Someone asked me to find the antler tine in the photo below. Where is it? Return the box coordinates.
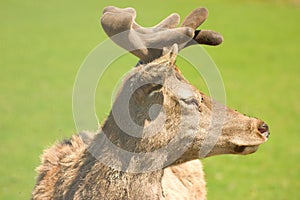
[155,13,180,29]
[103,7,180,31]
[132,13,181,34]
[101,7,136,37]
[181,8,208,29]
[101,7,149,60]
[103,6,136,16]
[181,8,223,46]
[193,30,223,46]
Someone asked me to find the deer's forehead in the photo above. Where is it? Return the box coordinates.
[134,62,201,100]
[164,73,199,99]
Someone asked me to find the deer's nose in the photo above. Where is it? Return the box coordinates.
[258,123,269,138]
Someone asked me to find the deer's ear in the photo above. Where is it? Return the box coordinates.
[162,43,178,65]
[133,83,163,102]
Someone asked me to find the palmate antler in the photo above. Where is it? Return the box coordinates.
[101,6,223,63]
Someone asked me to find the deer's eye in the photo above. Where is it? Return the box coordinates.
[180,98,199,107]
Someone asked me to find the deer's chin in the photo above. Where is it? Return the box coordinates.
[233,145,259,155]
[206,144,260,157]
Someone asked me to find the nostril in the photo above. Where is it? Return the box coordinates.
[258,123,269,138]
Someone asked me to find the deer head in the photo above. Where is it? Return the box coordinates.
[93,6,269,171]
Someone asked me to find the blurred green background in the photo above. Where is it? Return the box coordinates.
[1,0,299,199]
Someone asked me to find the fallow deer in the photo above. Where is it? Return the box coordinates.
[32,6,269,200]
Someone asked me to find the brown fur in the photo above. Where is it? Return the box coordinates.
[32,48,268,199]
[32,134,206,200]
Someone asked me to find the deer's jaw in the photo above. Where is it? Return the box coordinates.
[196,104,269,157]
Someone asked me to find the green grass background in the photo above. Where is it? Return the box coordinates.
[1,0,299,199]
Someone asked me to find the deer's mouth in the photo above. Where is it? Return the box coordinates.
[233,145,259,155]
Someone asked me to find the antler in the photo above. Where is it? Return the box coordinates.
[181,8,223,47]
[101,6,223,63]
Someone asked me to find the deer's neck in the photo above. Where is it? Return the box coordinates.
[82,144,164,199]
